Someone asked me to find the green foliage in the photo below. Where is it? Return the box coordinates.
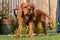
[0,13,5,17]
[22,25,29,34]
[53,19,56,29]
[37,22,43,33]
[13,24,29,34]
[12,19,18,34]
[12,19,29,34]
[0,3,9,19]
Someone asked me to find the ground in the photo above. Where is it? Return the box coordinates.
[0,33,60,40]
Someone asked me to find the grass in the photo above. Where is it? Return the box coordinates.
[0,33,60,40]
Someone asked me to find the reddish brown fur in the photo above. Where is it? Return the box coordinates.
[14,2,53,38]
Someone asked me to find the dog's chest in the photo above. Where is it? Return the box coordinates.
[23,15,36,23]
[23,17,29,23]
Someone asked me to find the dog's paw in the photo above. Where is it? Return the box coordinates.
[12,34,20,38]
[28,34,33,38]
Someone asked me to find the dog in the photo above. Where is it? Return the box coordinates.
[14,2,53,38]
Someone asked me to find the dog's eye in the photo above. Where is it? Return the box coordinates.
[31,7,34,9]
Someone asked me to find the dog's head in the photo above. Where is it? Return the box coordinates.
[17,2,35,20]
[20,2,35,17]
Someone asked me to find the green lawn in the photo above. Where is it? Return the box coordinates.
[0,33,60,40]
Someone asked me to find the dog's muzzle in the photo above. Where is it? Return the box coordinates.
[28,8,31,11]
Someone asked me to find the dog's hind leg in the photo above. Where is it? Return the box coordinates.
[42,22,47,36]
[35,21,40,36]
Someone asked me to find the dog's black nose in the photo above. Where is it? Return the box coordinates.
[28,8,31,10]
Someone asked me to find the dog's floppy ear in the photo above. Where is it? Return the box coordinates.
[31,3,35,10]
[17,3,24,19]
[17,8,22,19]
[20,3,24,9]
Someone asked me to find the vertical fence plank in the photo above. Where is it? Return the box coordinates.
[50,0,57,28]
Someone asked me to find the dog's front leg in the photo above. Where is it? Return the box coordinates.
[14,18,24,38]
[28,21,34,38]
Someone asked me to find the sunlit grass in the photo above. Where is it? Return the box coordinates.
[0,33,60,40]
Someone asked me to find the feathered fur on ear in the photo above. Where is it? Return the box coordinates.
[20,3,24,9]
[17,7,22,19]
[17,2,25,19]
[31,3,35,9]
